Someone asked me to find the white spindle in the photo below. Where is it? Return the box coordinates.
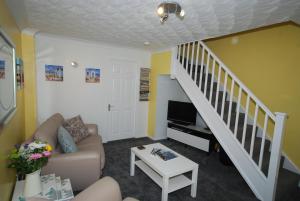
[182,44,186,67]
[227,79,235,126]
[234,87,242,137]
[209,59,216,102]
[250,104,259,157]
[190,42,195,79]
[214,65,222,109]
[242,95,250,147]
[186,42,190,71]
[259,114,269,169]
[194,42,200,83]
[220,72,228,119]
[178,45,181,61]
[204,53,210,96]
[199,47,205,89]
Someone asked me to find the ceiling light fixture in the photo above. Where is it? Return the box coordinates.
[144,41,150,46]
[157,2,185,24]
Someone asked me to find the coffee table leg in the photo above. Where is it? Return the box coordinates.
[191,167,198,197]
[162,176,169,201]
[130,150,135,176]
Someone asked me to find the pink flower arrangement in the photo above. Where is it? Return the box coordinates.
[8,140,52,175]
[43,151,51,157]
[29,153,43,160]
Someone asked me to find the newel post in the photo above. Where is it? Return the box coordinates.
[266,112,287,201]
[170,47,178,79]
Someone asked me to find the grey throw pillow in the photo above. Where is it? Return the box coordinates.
[63,115,90,143]
[58,126,78,153]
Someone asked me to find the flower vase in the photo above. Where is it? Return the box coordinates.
[23,169,42,197]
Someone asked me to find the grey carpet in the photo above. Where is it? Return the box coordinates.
[102,137,300,201]
[103,137,260,201]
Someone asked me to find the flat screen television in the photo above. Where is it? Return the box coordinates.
[167,100,197,125]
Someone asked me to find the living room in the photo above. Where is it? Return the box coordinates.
[1,1,300,201]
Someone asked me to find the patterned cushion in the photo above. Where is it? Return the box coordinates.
[63,115,90,143]
[57,126,78,153]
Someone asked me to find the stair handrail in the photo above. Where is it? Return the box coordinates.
[193,41,276,121]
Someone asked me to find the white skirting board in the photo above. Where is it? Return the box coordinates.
[282,154,300,175]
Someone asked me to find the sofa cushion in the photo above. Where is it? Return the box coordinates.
[34,113,64,148]
[63,115,90,143]
[58,126,78,153]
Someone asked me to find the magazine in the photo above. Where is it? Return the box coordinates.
[151,148,177,161]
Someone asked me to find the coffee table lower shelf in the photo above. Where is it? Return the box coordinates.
[135,160,192,193]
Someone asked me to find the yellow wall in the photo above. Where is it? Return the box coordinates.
[0,0,25,201]
[205,22,300,168]
[22,33,37,139]
[147,51,171,137]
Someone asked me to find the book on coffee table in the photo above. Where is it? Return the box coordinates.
[151,148,177,161]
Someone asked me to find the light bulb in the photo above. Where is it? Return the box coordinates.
[179,9,185,17]
[157,6,164,16]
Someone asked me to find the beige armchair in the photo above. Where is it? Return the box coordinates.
[73,177,138,201]
[31,113,105,191]
[27,177,138,201]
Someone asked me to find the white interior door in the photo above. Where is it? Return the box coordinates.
[108,60,136,141]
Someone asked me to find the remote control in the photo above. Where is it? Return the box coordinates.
[137,145,145,150]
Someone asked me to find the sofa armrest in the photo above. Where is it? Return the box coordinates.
[84,124,105,169]
[73,177,122,201]
[85,124,98,136]
[42,151,101,191]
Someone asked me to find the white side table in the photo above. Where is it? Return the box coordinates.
[12,174,74,201]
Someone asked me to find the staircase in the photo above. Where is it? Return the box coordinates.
[170,41,299,201]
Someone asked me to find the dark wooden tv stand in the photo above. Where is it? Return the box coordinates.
[167,122,216,153]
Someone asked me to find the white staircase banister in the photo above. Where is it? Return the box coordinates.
[178,41,276,121]
[174,41,289,201]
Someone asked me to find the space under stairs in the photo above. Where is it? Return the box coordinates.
[170,41,297,201]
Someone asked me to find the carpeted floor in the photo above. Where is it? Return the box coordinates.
[102,137,261,201]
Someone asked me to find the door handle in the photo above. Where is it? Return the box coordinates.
[108,104,114,111]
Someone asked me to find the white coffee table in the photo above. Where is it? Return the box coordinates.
[130,143,198,201]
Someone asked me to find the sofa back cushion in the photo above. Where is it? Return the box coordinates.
[63,115,90,143]
[34,113,64,148]
[58,126,78,153]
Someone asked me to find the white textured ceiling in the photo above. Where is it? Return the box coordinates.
[6,0,300,50]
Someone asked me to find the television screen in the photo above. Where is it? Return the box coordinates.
[167,100,197,125]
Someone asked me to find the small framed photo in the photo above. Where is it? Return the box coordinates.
[85,68,100,83]
[45,65,63,81]
[0,60,5,79]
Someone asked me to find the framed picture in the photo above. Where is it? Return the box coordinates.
[0,28,17,127]
[139,68,150,101]
[45,65,63,81]
[85,68,100,83]
[0,60,5,79]
[16,58,24,90]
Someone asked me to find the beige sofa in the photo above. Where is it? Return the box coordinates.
[28,177,138,201]
[32,113,105,191]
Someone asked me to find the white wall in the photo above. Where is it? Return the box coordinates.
[154,75,207,140]
[35,34,150,142]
